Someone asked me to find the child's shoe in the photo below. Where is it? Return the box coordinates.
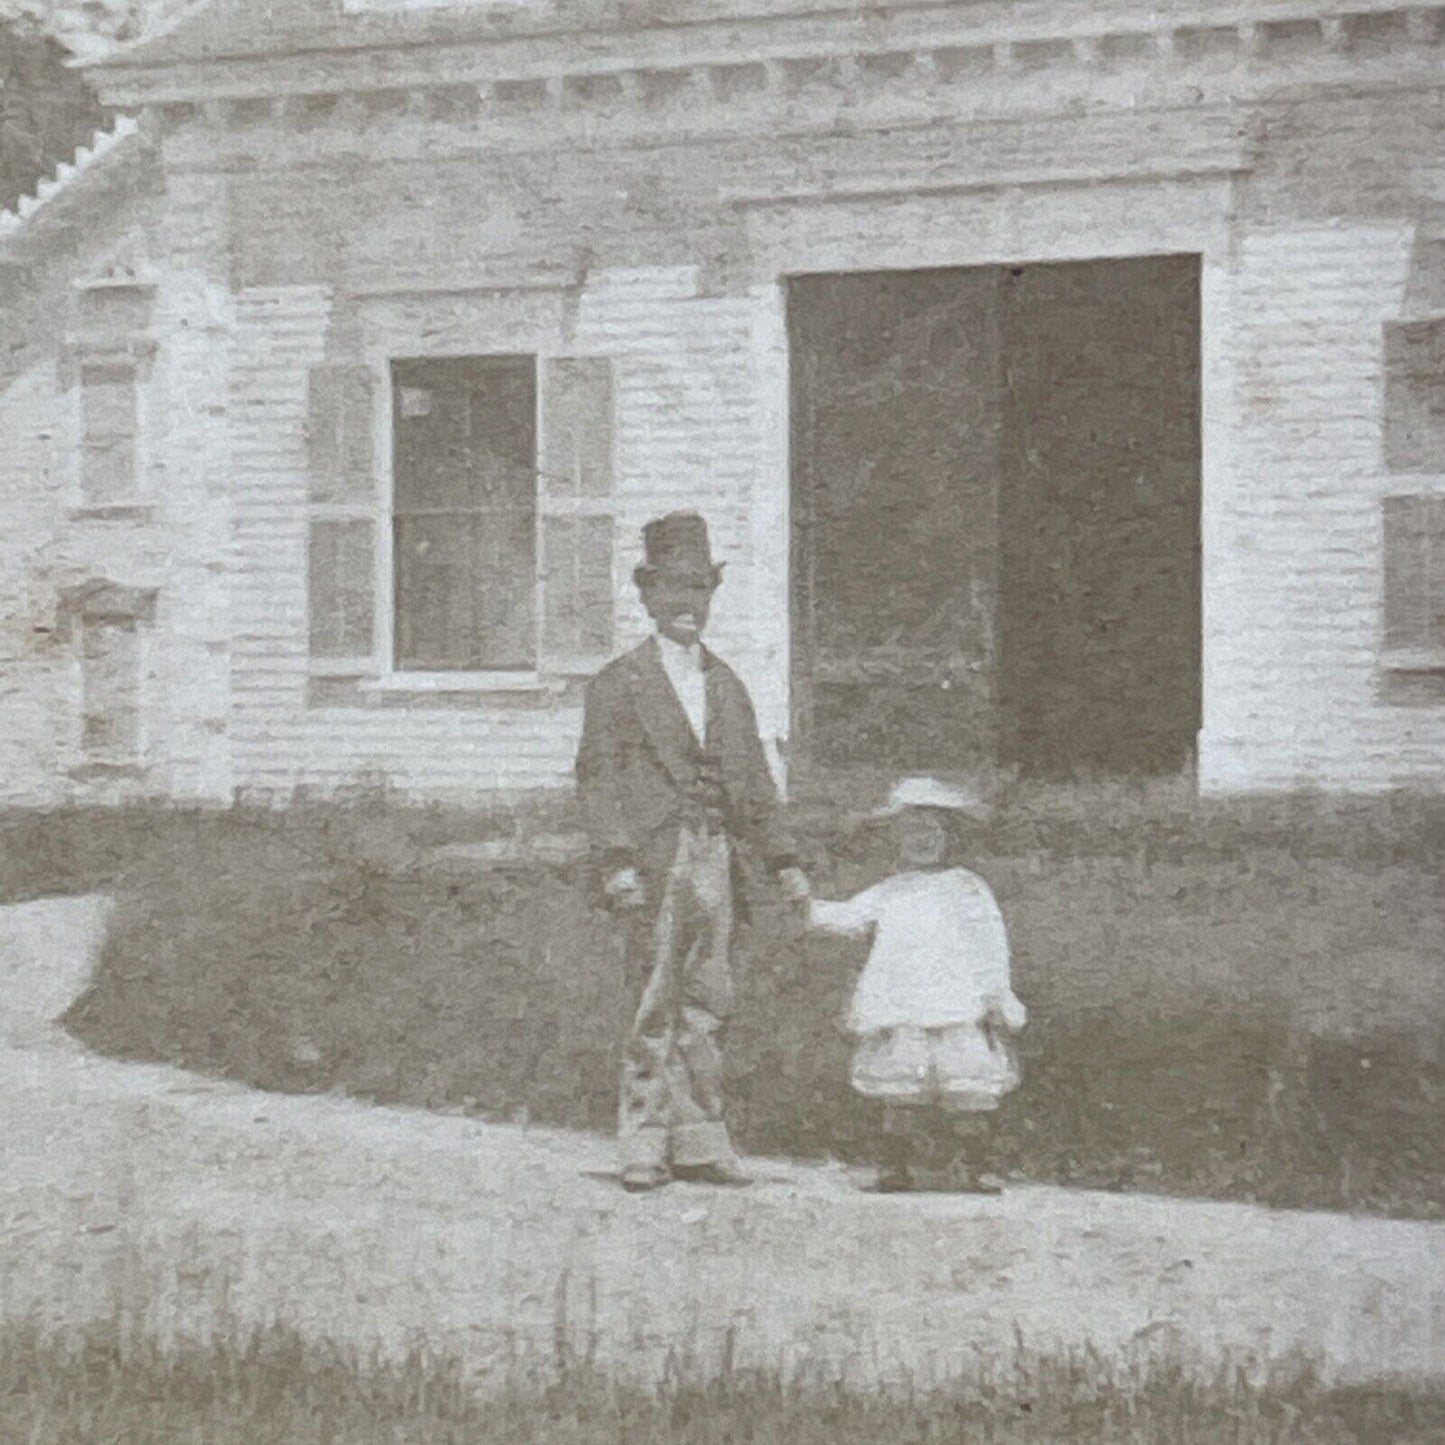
[621,1164,671,1193]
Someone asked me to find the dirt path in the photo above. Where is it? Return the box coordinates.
[3,896,1443,1387]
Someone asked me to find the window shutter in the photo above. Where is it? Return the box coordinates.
[1383,320,1445,473]
[80,360,138,506]
[306,363,375,504]
[306,364,377,666]
[308,518,376,658]
[538,357,616,672]
[81,616,142,764]
[1383,494,1445,656]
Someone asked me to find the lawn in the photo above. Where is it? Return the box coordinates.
[6,791,1442,1218]
[3,1316,1442,1444]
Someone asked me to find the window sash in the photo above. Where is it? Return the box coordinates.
[391,507,537,672]
[387,354,539,674]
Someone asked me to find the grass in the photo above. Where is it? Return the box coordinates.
[2,1315,1443,1444]
[6,792,1443,1218]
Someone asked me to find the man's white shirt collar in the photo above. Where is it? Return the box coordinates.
[655,632,703,671]
[655,632,707,739]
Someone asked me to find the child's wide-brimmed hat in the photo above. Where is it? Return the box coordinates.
[633,511,725,589]
[872,776,993,822]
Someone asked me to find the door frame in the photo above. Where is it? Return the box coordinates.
[756,174,1234,793]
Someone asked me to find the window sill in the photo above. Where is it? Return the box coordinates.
[360,672,558,696]
[308,671,581,710]
[75,277,157,295]
[68,502,157,522]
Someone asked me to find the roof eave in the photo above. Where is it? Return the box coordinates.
[81,0,1445,112]
[0,119,154,266]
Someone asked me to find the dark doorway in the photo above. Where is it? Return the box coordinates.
[788,255,1200,783]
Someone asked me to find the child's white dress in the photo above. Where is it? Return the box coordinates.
[809,867,1027,1111]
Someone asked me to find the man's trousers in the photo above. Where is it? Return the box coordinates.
[618,826,737,1174]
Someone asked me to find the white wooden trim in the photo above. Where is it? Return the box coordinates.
[357,290,569,362]
[1198,243,1235,777]
[740,172,1236,281]
[372,351,395,675]
[356,290,574,682]
[751,279,792,757]
[747,174,1235,787]
[531,357,545,670]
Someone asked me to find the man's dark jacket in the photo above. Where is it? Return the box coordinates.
[575,637,795,921]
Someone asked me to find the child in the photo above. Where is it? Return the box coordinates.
[806,776,1027,1193]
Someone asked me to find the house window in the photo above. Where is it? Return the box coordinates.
[304,346,615,698]
[80,616,143,764]
[1382,494,1445,663]
[79,360,139,506]
[390,356,537,672]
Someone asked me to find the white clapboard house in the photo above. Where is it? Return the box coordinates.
[0,0,1442,805]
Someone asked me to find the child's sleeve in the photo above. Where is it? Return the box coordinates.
[807,884,881,937]
[974,885,1028,1030]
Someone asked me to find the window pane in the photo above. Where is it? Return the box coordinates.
[81,618,140,762]
[392,357,535,511]
[394,509,535,671]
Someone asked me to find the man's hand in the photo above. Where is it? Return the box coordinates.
[604,867,646,910]
[776,866,811,903]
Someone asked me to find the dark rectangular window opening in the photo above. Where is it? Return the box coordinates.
[390,355,537,673]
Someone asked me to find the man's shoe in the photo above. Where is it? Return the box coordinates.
[921,1165,1003,1194]
[673,1159,754,1188]
[862,1167,915,1194]
[621,1165,670,1193]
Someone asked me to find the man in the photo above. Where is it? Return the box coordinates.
[576,511,810,1192]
